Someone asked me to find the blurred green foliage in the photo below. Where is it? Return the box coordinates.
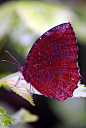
[0,106,38,128]
[0,1,86,128]
[0,106,11,128]
[0,1,86,56]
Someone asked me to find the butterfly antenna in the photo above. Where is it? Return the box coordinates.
[1,60,19,66]
[1,50,21,67]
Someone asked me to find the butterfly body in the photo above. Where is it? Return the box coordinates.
[22,22,81,101]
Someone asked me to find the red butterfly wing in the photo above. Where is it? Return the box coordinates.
[23,22,81,101]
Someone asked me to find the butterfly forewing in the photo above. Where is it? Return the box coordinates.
[23,22,81,101]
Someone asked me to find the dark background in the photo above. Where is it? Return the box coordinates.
[0,0,86,128]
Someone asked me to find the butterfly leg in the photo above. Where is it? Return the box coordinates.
[30,82,33,98]
[11,75,24,88]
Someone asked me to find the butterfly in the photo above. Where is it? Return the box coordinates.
[3,22,82,101]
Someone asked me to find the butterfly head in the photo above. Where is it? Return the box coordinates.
[2,50,24,73]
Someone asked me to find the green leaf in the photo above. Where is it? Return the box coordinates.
[11,108,39,125]
[0,72,42,106]
[0,106,39,127]
[73,82,86,98]
[0,72,86,105]
[0,106,11,128]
